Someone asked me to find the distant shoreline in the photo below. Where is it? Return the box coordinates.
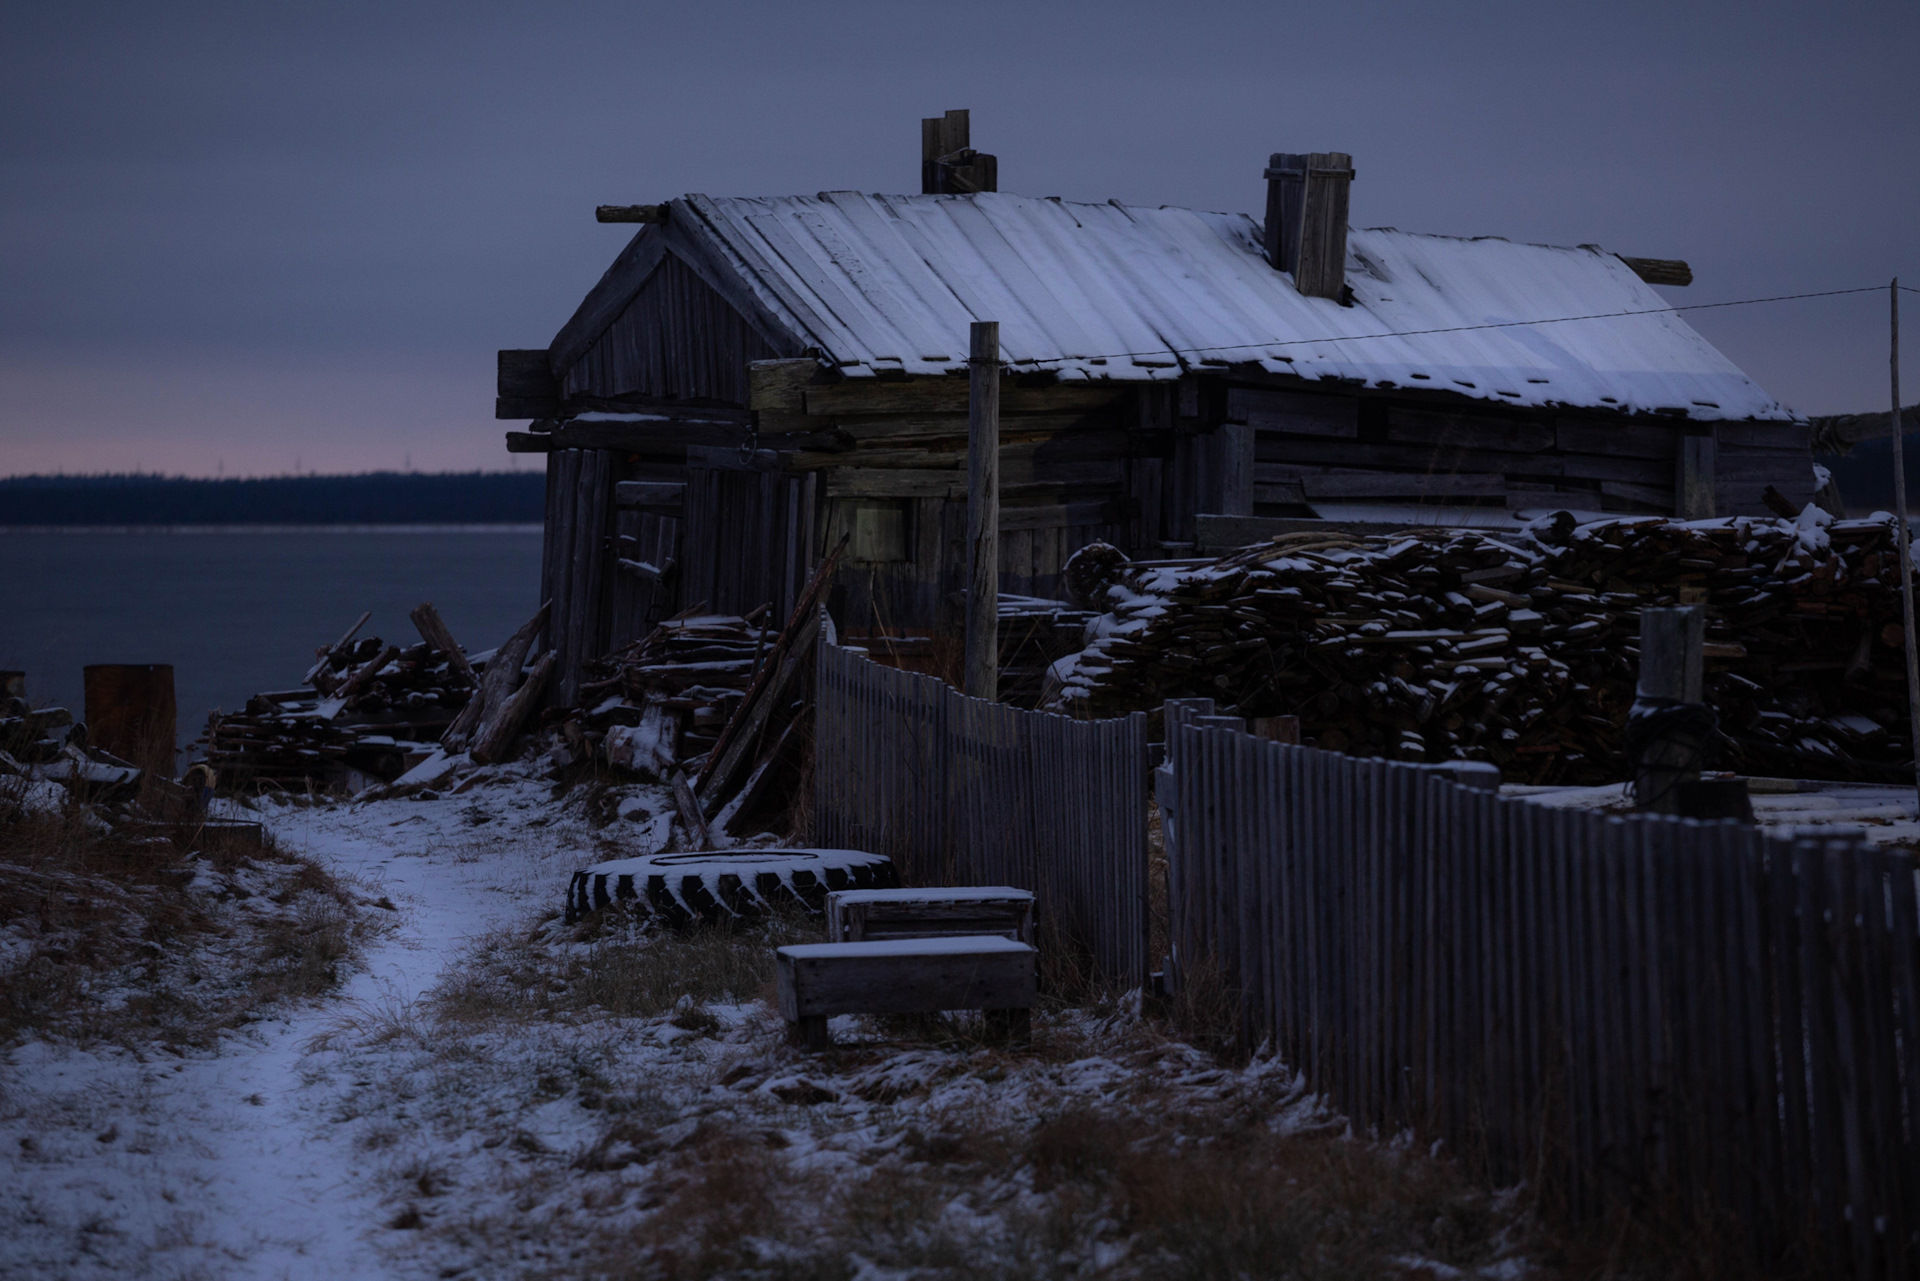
[0,523,544,535]
[0,472,545,526]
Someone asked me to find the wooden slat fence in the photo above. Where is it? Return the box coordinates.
[814,639,1149,984]
[1163,709,1920,1277]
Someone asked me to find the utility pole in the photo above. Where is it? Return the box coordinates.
[965,320,1000,701]
[1890,280,1920,815]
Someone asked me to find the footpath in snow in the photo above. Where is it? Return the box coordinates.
[0,770,609,1280]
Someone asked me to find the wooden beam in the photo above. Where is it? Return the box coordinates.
[1618,256,1692,287]
[802,378,1120,417]
[595,204,667,224]
[497,349,557,401]
[749,358,824,412]
[1808,404,1920,452]
[544,420,752,452]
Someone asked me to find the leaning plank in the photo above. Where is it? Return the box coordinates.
[696,536,848,803]
[304,610,371,690]
[408,602,478,688]
[323,644,398,716]
[443,601,551,753]
[697,608,820,813]
[469,650,555,765]
[670,769,714,849]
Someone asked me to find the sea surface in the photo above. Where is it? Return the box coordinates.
[0,527,544,755]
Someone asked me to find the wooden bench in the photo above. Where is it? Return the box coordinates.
[775,936,1037,1051]
[825,886,1036,945]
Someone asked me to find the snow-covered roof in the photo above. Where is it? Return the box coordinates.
[674,190,1792,423]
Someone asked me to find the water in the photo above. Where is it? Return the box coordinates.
[0,527,544,753]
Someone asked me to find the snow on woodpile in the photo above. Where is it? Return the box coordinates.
[204,633,477,788]
[580,612,767,777]
[685,191,1791,421]
[1046,511,1916,784]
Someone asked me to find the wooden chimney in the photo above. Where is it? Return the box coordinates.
[1264,152,1354,300]
[922,109,997,194]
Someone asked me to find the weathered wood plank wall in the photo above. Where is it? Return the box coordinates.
[564,252,782,406]
[815,639,1150,985]
[1164,711,1920,1277]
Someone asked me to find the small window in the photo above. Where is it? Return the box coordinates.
[849,500,910,563]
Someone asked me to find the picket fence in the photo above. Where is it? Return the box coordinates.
[813,641,1149,984]
[1163,703,1920,1277]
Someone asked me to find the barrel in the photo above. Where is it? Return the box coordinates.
[83,664,176,778]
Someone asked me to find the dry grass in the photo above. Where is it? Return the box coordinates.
[428,906,823,1027]
[562,1096,1524,1280]
[0,787,370,1049]
[315,901,1542,1281]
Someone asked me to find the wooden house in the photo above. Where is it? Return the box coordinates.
[501,126,1812,703]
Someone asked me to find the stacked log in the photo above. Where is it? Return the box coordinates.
[1045,510,1915,784]
[203,635,478,787]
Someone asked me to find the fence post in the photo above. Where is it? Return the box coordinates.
[1632,606,1709,816]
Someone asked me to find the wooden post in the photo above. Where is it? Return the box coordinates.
[965,320,1000,701]
[1889,279,1920,814]
[1252,715,1301,744]
[1632,607,1706,814]
[83,664,176,778]
[1676,433,1717,519]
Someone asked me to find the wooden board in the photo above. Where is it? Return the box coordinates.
[1226,386,1359,438]
[614,480,687,509]
[1254,464,1509,499]
[803,380,1124,417]
[544,420,752,453]
[1253,436,1674,486]
[827,890,1038,944]
[1390,408,1554,454]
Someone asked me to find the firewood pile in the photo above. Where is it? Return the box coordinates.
[579,611,769,778]
[203,603,551,791]
[1045,509,1916,784]
[572,539,848,841]
[997,595,1096,708]
[0,690,145,802]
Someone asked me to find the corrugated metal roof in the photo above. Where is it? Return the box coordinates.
[680,191,1794,423]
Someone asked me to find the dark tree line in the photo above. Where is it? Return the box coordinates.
[0,472,545,525]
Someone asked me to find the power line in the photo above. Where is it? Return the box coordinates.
[1047,285,1892,365]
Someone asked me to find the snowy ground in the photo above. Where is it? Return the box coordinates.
[0,768,615,1279]
[1,767,1536,1280]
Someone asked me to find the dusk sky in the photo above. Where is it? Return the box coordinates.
[3,0,1915,478]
